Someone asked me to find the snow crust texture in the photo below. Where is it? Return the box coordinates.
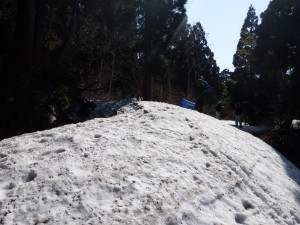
[0,101,299,225]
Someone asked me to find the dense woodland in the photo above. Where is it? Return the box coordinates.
[0,0,299,166]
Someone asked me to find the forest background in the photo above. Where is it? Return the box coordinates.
[0,0,299,167]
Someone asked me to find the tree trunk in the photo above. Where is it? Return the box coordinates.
[187,58,191,97]
[168,73,171,101]
[97,55,103,96]
[32,0,46,69]
[108,40,117,99]
[142,2,153,101]
[15,0,36,72]
[187,54,195,97]
[55,0,77,60]
[143,65,152,100]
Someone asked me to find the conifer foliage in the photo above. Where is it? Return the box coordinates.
[227,0,300,164]
[252,0,300,129]
[228,0,300,128]
[0,0,220,139]
[228,5,258,123]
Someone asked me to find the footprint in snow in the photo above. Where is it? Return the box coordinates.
[25,170,37,183]
[235,213,247,224]
[41,149,66,157]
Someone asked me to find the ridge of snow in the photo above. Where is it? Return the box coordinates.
[0,101,299,225]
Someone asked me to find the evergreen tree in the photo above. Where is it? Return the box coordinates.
[231,5,258,100]
[174,22,220,98]
[0,0,222,139]
[253,0,300,128]
[229,5,258,124]
[139,0,187,100]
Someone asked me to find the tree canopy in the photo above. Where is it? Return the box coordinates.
[0,0,220,139]
[1,0,299,138]
[227,0,300,128]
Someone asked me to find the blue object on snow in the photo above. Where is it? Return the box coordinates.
[179,99,196,110]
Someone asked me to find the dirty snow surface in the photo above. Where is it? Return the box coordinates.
[0,101,299,225]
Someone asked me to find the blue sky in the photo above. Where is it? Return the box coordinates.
[185,0,271,72]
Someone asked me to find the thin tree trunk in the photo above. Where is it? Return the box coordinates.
[33,0,46,68]
[187,54,195,97]
[15,0,36,72]
[143,65,152,100]
[55,0,77,60]
[97,55,103,96]
[108,41,117,99]
[142,2,153,101]
[187,58,191,96]
[168,74,171,101]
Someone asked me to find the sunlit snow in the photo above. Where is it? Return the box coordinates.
[0,101,299,225]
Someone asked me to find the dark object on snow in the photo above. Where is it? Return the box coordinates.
[59,98,136,123]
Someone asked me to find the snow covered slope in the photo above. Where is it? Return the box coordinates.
[0,101,299,225]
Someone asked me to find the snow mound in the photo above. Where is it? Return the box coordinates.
[0,101,299,225]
